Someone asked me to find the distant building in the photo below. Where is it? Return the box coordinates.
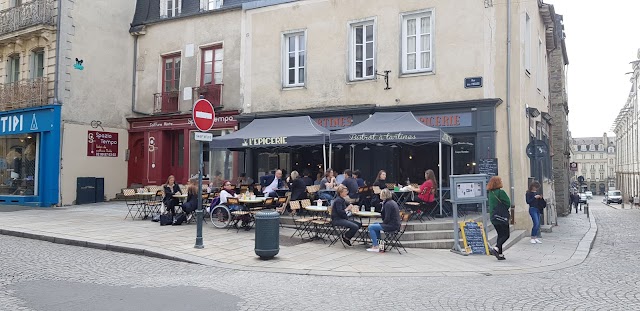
[571,134,616,195]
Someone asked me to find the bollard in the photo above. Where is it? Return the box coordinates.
[254,210,280,259]
[584,203,589,218]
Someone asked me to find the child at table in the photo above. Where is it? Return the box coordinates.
[367,189,401,252]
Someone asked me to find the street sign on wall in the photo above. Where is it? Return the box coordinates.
[87,131,118,157]
[192,99,215,132]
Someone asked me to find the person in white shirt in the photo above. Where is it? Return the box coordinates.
[220,181,240,211]
[261,169,283,198]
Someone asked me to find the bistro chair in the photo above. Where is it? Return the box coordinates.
[289,200,312,239]
[306,185,319,200]
[372,186,381,195]
[386,183,396,190]
[123,189,142,220]
[381,212,410,254]
[228,197,251,232]
[325,204,348,248]
[145,189,163,215]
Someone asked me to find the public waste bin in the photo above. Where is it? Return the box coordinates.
[254,210,280,259]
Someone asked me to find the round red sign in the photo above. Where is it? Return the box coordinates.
[192,99,215,132]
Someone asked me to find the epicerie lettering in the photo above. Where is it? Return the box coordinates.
[244,137,288,146]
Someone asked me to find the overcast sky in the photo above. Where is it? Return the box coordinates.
[549,0,639,138]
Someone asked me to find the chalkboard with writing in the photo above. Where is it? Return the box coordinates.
[460,221,489,255]
[478,158,498,177]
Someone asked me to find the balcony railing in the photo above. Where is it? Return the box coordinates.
[0,77,49,111]
[192,84,223,108]
[153,91,180,114]
[0,0,56,37]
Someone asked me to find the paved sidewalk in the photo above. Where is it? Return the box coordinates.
[0,200,598,277]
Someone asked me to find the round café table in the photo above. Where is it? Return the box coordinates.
[304,205,328,241]
[352,210,382,244]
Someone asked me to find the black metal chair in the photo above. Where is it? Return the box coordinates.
[382,213,410,254]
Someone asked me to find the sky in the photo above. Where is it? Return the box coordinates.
[549,0,640,138]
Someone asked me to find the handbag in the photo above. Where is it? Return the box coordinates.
[491,190,510,224]
[159,214,173,226]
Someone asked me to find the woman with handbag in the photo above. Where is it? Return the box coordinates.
[487,176,511,260]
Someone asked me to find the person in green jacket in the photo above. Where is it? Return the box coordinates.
[487,176,511,260]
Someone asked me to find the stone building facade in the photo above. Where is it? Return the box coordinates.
[0,0,135,205]
[612,49,640,201]
[571,134,616,195]
[548,14,571,216]
[239,0,567,229]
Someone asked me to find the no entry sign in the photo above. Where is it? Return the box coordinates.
[192,99,215,132]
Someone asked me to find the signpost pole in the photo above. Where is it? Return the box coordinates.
[195,140,204,249]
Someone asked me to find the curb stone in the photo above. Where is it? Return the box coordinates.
[0,214,599,278]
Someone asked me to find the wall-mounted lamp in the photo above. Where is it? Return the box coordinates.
[363,146,370,151]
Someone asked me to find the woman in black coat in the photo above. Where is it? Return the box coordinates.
[331,185,362,246]
[367,189,401,252]
[287,171,307,201]
[163,175,181,216]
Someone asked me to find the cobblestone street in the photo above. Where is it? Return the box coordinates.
[1,201,639,310]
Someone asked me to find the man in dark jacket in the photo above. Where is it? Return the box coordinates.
[260,169,284,198]
[340,169,359,203]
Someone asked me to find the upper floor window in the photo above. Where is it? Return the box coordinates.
[401,10,433,74]
[591,154,594,159]
[590,144,595,151]
[8,54,20,83]
[600,153,604,159]
[10,0,22,8]
[207,0,222,10]
[599,144,604,151]
[201,46,223,85]
[283,31,306,87]
[349,20,375,80]
[524,12,531,73]
[537,38,543,90]
[162,54,181,93]
[161,0,181,18]
[581,145,586,151]
[31,49,44,79]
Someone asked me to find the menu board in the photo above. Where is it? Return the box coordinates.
[456,182,483,199]
[478,158,498,177]
[460,221,489,255]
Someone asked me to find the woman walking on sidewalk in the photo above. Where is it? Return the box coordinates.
[526,181,543,244]
[487,176,511,260]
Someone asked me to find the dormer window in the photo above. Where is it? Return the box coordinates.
[581,145,586,151]
[598,144,604,151]
[201,0,222,11]
[590,144,595,151]
[161,0,182,18]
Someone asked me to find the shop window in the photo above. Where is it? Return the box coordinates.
[0,134,38,196]
[189,130,237,187]
[349,19,375,80]
[453,136,476,175]
[257,152,290,179]
[401,10,433,74]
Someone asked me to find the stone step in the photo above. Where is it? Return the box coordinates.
[402,225,525,250]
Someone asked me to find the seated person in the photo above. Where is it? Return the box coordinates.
[260,169,284,198]
[335,170,346,185]
[180,179,200,217]
[340,169,359,204]
[301,169,314,187]
[331,185,362,247]
[353,170,366,187]
[367,189,401,252]
[210,171,224,188]
[313,172,323,186]
[318,169,337,203]
[411,169,438,211]
[237,173,254,186]
[371,170,388,212]
[162,175,181,216]
[219,180,241,211]
[287,170,307,201]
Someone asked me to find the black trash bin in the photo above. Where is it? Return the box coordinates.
[254,210,280,259]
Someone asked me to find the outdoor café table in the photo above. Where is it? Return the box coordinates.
[352,210,381,244]
[393,189,413,210]
[238,197,267,227]
[303,205,328,241]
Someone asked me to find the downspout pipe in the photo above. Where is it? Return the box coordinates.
[132,35,151,115]
[506,0,515,201]
[53,0,62,104]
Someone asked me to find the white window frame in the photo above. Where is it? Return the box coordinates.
[537,38,543,91]
[160,0,181,18]
[8,54,20,83]
[349,19,376,81]
[201,0,222,11]
[401,9,434,74]
[30,49,45,79]
[524,12,531,74]
[282,31,306,88]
